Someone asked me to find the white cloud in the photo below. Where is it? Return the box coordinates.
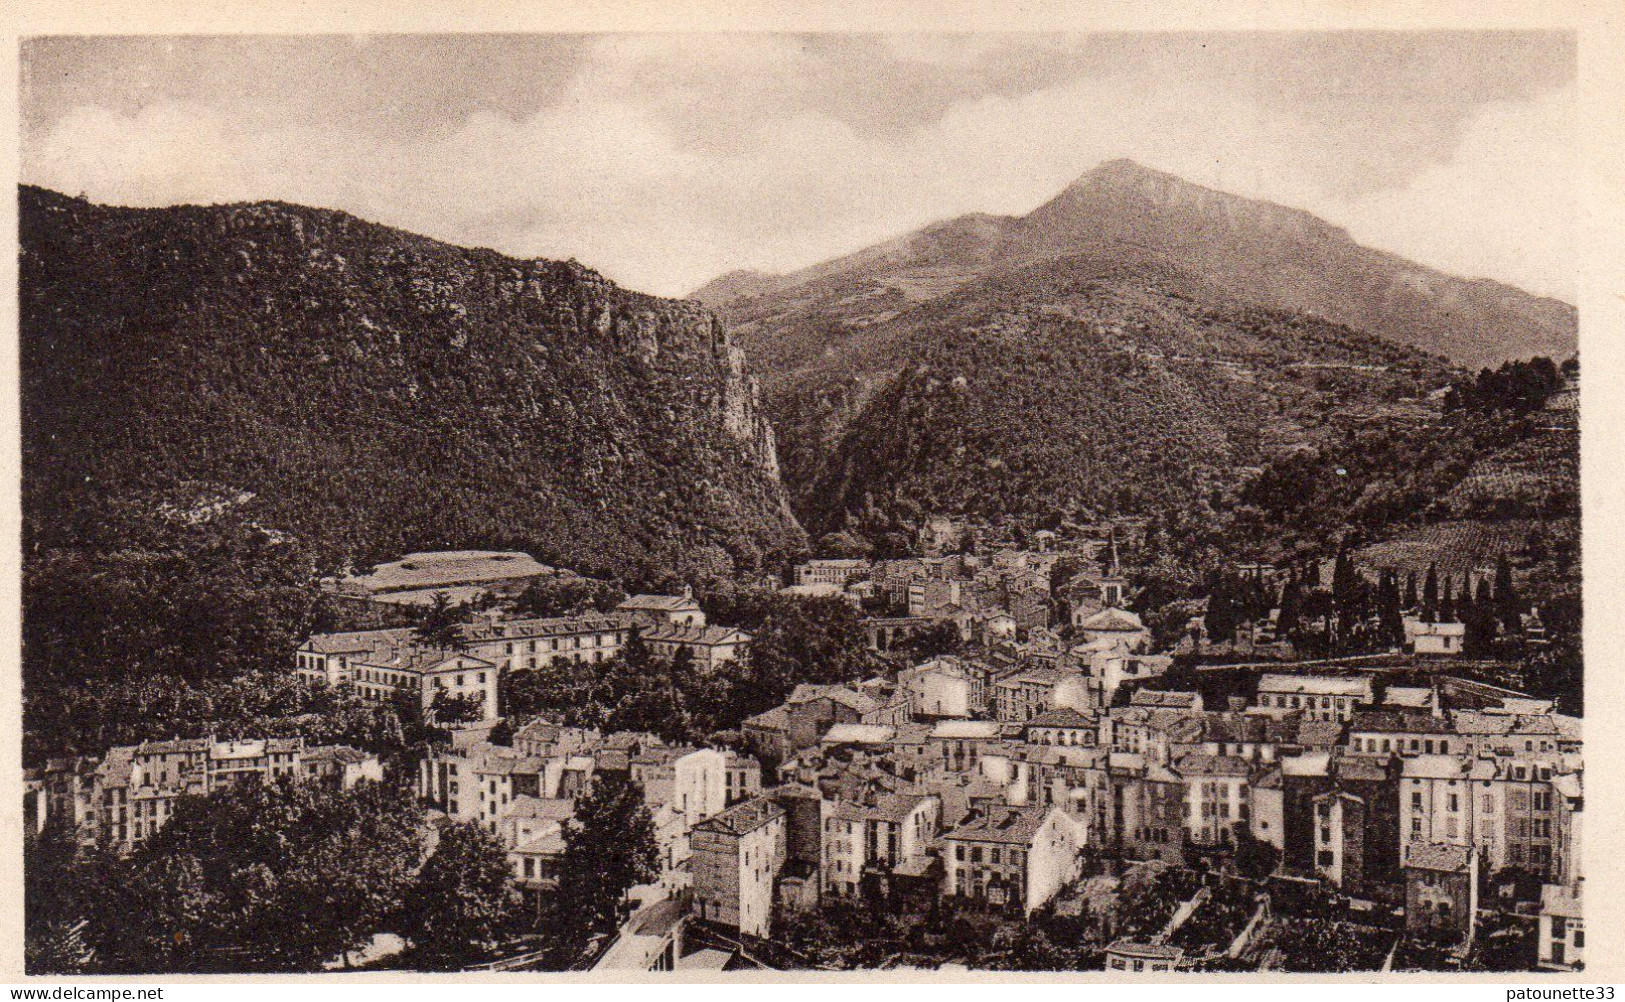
[22,38,1575,302]
[1333,86,1576,300]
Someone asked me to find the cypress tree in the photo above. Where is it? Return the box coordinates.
[1422,563,1439,622]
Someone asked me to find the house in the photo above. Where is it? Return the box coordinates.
[300,745,385,789]
[1255,674,1373,722]
[896,657,973,719]
[1105,941,1183,974]
[819,791,940,899]
[1412,621,1467,656]
[690,798,787,938]
[1397,753,1475,863]
[1024,707,1096,748]
[1082,642,1171,707]
[1106,754,1186,865]
[741,685,879,762]
[617,591,707,630]
[993,666,1090,724]
[1403,842,1477,944]
[941,806,1084,914]
[1348,711,1457,757]
[1538,882,1584,971]
[640,623,752,670]
[927,720,1005,773]
[1171,753,1253,848]
[1076,607,1150,653]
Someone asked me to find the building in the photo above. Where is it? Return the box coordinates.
[617,591,707,630]
[897,657,973,719]
[741,685,879,763]
[1348,711,1458,758]
[994,666,1090,724]
[1024,707,1096,748]
[1411,621,1467,656]
[640,623,753,670]
[298,612,638,721]
[1255,674,1374,722]
[82,736,376,853]
[820,791,940,899]
[1403,842,1478,944]
[793,559,871,588]
[1076,608,1151,653]
[690,798,787,938]
[1172,754,1252,848]
[942,806,1084,914]
[1538,882,1584,971]
[1105,941,1183,974]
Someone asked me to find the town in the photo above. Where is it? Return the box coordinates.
[25,520,1583,974]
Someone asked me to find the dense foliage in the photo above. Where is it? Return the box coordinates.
[20,185,806,753]
[502,591,874,742]
[27,779,426,973]
[399,822,520,970]
[536,773,659,969]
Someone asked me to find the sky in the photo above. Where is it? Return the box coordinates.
[20,32,1577,301]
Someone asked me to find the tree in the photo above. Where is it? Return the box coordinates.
[1376,570,1404,648]
[1422,563,1440,622]
[114,777,427,972]
[816,530,873,560]
[1403,570,1419,613]
[511,576,623,619]
[546,773,659,964]
[414,592,466,651]
[429,689,485,725]
[1204,573,1238,647]
[1231,825,1282,881]
[400,822,519,970]
[1494,554,1521,633]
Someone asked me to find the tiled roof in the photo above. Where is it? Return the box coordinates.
[693,797,784,836]
[1173,753,1252,778]
[1258,673,1371,697]
[1349,710,1452,735]
[946,807,1053,845]
[787,684,878,714]
[618,594,702,612]
[1026,707,1093,729]
[640,623,752,646]
[1079,608,1146,632]
[1107,941,1183,961]
[1406,841,1472,873]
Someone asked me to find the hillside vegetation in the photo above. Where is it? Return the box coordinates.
[21,185,804,711]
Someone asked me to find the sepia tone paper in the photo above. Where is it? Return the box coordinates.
[2,0,1622,984]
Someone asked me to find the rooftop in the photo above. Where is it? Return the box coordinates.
[693,797,784,837]
[1258,673,1372,697]
[1406,841,1473,873]
[618,594,702,613]
[946,806,1054,845]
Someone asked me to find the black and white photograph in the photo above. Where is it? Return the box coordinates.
[13,18,1597,981]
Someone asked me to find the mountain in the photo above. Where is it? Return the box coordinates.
[700,159,1575,371]
[20,184,805,588]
